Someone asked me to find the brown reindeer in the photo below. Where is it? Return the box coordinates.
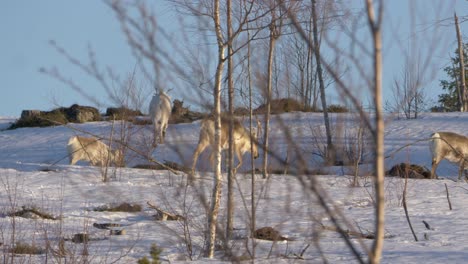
[191,117,261,174]
[430,131,468,180]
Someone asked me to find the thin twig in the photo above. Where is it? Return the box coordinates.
[445,183,452,210]
[402,174,418,241]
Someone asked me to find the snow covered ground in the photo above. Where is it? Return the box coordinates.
[0,112,468,263]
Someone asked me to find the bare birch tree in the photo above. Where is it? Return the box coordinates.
[455,12,467,111]
[225,0,235,241]
[365,1,385,262]
[203,0,224,257]
[224,0,258,240]
[389,58,426,119]
[312,0,335,165]
[260,1,286,179]
[282,0,385,262]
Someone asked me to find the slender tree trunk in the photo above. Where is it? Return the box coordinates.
[455,13,467,112]
[453,61,463,111]
[305,17,313,109]
[205,0,224,258]
[262,15,278,179]
[246,23,256,259]
[415,91,418,119]
[312,0,335,165]
[366,0,385,263]
[312,69,319,110]
[226,0,235,240]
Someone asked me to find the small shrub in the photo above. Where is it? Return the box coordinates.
[430,106,446,112]
[138,257,151,264]
[10,242,45,255]
[138,244,162,264]
[327,104,349,113]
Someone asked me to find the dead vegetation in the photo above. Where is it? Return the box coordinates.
[8,205,60,220]
[10,242,46,255]
[320,225,395,240]
[147,202,185,221]
[93,202,142,213]
[254,98,313,114]
[386,163,431,179]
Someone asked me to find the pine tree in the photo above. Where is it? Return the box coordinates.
[438,43,468,111]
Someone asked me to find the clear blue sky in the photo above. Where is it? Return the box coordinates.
[0,1,466,117]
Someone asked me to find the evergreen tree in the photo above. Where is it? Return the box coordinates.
[438,43,468,111]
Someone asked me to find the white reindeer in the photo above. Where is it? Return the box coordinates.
[430,131,468,180]
[149,90,172,146]
[191,117,261,174]
[67,136,124,167]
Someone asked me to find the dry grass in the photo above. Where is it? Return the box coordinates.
[10,242,46,255]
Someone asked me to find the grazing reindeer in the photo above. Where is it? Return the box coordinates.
[191,117,261,174]
[149,90,172,146]
[430,131,468,180]
[67,136,124,167]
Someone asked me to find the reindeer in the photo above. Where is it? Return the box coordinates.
[149,90,172,146]
[67,136,124,167]
[191,117,261,174]
[430,131,468,180]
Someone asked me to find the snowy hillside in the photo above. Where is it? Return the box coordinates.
[1,112,468,263]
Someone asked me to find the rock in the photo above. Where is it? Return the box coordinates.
[169,99,206,124]
[171,100,189,117]
[93,223,123,230]
[64,104,100,123]
[71,233,89,243]
[105,107,143,120]
[109,229,126,235]
[20,110,41,119]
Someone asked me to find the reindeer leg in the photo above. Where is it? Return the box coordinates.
[459,160,465,181]
[233,149,243,174]
[152,123,158,147]
[159,121,164,144]
[70,157,78,165]
[161,123,167,144]
[191,141,208,176]
[431,158,439,179]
